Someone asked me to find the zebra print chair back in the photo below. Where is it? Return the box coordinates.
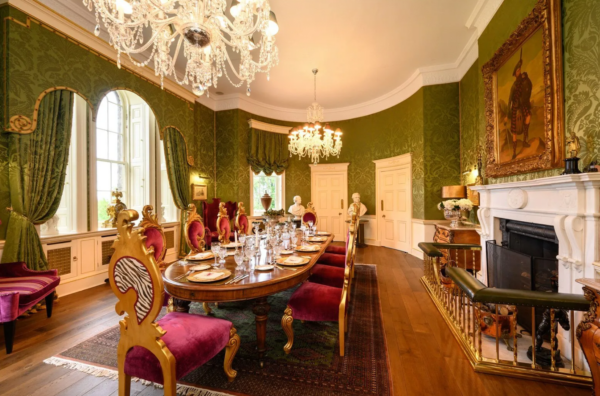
[109,209,167,340]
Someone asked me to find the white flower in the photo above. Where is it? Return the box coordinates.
[457,199,474,211]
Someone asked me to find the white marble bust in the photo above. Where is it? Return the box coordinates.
[288,195,305,220]
[348,193,368,217]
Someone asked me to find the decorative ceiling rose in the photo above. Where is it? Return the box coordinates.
[84,0,280,97]
[288,69,342,165]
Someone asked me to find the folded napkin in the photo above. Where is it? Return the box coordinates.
[197,271,222,280]
[285,256,306,264]
[190,252,212,260]
[299,244,319,250]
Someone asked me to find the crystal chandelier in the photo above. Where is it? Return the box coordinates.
[288,69,342,165]
[83,0,280,96]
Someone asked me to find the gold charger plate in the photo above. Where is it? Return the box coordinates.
[224,242,243,248]
[280,250,294,255]
[255,265,275,271]
[276,257,310,266]
[190,264,211,271]
[295,245,321,252]
[187,269,232,283]
[187,252,215,261]
[317,231,331,236]
[308,236,328,242]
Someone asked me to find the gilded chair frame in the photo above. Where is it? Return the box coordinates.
[216,202,231,245]
[301,202,318,227]
[235,202,250,235]
[282,207,358,357]
[109,210,240,396]
[184,203,206,254]
[139,205,167,269]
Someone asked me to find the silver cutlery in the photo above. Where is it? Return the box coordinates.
[231,274,249,284]
[175,270,192,280]
[225,274,244,285]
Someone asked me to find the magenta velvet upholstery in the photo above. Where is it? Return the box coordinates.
[224,201,238,221]
[309,264,345,288]
[218,217,231,240]
[203,199,221,233]
[325,245,346,255]
[288,282,342,322]
[143,228,164,260]
[0,263,60,322]
[187,221,205,250]
[302,212,317,224]
[124,312,233,384]
[317,253,346,268]
[237,214,249,234]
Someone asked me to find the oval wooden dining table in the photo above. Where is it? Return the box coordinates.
[163,233,334,363]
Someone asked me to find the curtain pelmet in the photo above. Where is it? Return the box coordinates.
[247,128,289,176]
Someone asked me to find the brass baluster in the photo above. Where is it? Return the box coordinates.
[570,310,575,374]
[477,303,482,360]
[550,309,556,371]
[495,305,500,363]
[462,291,466,337]
[468,299,473,348]
[472,249,476,277]
[531,307,536,369]
[513,306,518,366]
[463,249,467,271]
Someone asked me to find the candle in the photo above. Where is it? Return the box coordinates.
[255,234,259,248]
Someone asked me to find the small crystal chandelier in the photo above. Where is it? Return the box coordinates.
[288,69,342,165]
[83,0,280,97]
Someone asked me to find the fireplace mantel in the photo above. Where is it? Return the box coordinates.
[471,173,600,292]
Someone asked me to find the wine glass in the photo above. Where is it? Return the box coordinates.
[274,243,283,260]
[239,233,246,253]
[234,249,244,269]
[211,242,220,269]
[219,248,227,266]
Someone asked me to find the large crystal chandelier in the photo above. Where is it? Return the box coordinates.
[83,0,280,96]
[288,69,342,165]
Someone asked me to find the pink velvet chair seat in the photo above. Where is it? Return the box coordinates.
[288,282,342,322]
[124,312,233,384]
[303,213,317,224]
[0,275,60,309]
[325,245,346,255]
[143,228,164,260]
[187,221,204,250]
[309,264,345,288]
[236,215,249,234]
[317,253,346,268]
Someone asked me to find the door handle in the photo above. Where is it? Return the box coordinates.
[382,215,386,218]
[339,213,342,216]
[341,199,343,209]
[381,200,384,211]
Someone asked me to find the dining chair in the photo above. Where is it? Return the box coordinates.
[281,221,355,357]
[202,198,221,243]
[310,208,359,288]
[216,202,231,245]
[109,210,241,396]
[139,205,167,269]
[235,202,250,235]
[301,202,318,228]
[184,203,211,253]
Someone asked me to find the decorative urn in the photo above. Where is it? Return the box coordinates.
[261,191,272,212]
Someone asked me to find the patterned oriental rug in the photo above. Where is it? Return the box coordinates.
[45,265,391,396]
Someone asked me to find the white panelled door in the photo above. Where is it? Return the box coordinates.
[310,163,349,242]
[375,155,412,252]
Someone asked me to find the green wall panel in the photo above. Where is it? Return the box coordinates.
[191,102,216,208]
[460,0,600,185]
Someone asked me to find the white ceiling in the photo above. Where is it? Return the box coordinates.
[33,0,501,120]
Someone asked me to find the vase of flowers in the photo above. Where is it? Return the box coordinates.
[437,199,474,228]
[264,208,285,226]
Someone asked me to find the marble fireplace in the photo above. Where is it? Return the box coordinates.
[471,174,600,369]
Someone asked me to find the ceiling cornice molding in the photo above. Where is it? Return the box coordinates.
[466,0,504,37]
[7,0,203,106]
[209,30,479,122]
[247,119,291,134]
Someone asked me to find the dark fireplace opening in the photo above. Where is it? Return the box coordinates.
[486,219,559,335]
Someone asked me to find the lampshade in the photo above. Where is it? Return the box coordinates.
[441,185,467,199]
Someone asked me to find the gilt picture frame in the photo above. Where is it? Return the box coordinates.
[192,184,208,201]
[483,0,564,178]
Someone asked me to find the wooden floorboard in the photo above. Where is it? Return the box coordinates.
[0,245,591,395]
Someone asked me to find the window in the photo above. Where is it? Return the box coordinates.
[93,90,174,230]
[250,169,285,216]
[96,91,127,227]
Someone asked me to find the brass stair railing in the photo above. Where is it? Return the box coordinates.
[419,242,592,387]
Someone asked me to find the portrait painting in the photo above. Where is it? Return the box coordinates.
[483,0,564,178]
[192,184,207,201]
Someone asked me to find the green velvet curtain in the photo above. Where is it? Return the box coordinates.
[247,128,290,175]
[2,90,74,270]
[163,127,191,257]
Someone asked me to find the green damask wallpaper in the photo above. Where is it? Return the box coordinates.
[460,0,600,185]
[0,6,7,238]
[215,84,460,220]
[191,102,216,207]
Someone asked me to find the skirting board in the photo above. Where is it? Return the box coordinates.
[411,219,437,259]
